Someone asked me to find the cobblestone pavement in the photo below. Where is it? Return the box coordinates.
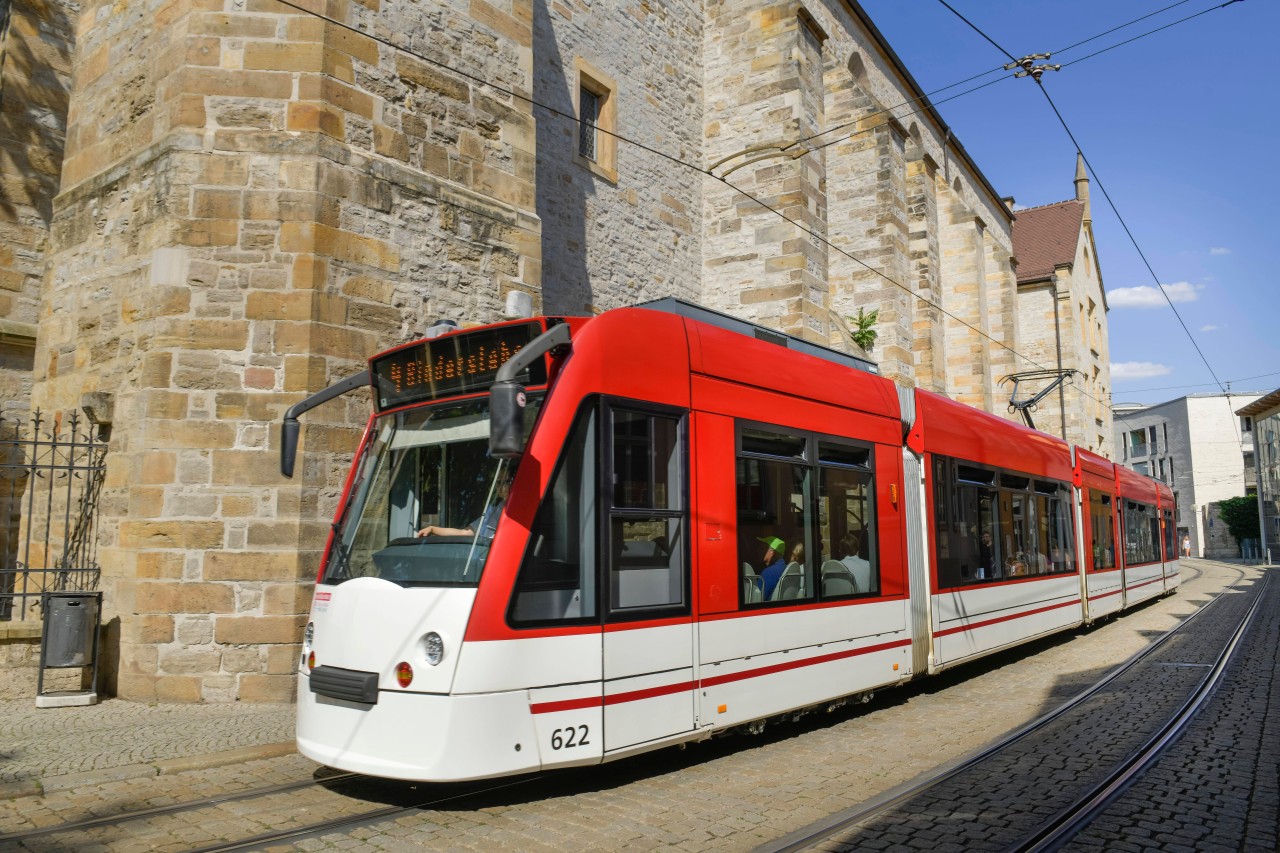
[1064,569,1279,853]
[0,696,294,786]
[807,565,1265,852]
[0,561,1257,852]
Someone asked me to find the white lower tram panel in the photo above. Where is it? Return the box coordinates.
[298,569,1164,782]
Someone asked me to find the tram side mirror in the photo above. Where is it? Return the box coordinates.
[489,381,527,459]
[281,417,301,478]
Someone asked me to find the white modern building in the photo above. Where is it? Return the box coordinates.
[1113,392,1262,557]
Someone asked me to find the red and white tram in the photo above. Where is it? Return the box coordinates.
[281,299,1179,782]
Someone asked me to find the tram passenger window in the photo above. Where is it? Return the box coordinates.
[933,456,1001,587]
[510,405,599,625]
[1122,501,1158,565]
[737,456,811,603]
[608,409,687,615]
[932,455,1074,586]
[736,425,814,605]
[1090,492,1115,570]
[1162,510,1176,560]
[818,442,877,598]
[1046,492,1075,573]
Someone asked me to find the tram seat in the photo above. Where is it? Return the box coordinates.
[772,562,805,600]
[820,561,857,596]
[742,563,763,603]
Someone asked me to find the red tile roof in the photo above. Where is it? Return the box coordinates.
[1012,200,1084,284]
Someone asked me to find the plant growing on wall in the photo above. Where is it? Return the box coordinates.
[848,308,878,352]
[1217,496,1261,544]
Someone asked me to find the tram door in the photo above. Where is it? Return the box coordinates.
[600,405,696,752]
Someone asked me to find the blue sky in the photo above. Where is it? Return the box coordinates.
[861,0,1280,406]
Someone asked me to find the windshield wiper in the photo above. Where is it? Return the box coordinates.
[328,524,354,581]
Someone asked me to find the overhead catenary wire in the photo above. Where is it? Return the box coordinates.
[264,0,1119,404]
[927,0,1249,442]
[789,0,1210,154]
[257,12,1039,397]
[1058,0,1246,70]
[1110,369,1280,397]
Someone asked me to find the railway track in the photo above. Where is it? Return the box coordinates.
[1,566,1229,853]
[764,563,1262,853]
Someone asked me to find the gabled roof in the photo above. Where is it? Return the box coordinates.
[1237,388,1280,418]
[1012,200,1085,284]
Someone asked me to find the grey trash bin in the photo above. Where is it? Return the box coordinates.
[38,591,102,706]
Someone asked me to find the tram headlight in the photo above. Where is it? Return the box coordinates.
[424,632,444,666]
[304,621,315,649]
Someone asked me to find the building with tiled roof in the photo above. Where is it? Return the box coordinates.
[1011,155,1113,458]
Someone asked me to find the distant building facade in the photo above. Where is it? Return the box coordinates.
[1237,390,1280,563]
[1010,155,1112,457]
[1,0,1115,701]
[1113,393,1262,557]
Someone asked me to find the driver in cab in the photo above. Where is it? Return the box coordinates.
[416,475,510,539]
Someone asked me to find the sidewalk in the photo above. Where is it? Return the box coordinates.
[0,697,295,796]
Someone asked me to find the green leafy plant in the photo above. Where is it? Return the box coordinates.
[848,307,878,352]
[1217,495,1260,544]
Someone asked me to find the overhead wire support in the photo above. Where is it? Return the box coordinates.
[928,0,1249,436]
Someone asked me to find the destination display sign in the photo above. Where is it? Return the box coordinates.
[372,322,547,409]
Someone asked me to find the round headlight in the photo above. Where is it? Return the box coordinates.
[424,632,444,666]
[304,621,314,648]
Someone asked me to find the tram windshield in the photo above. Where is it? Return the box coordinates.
[321,398,541,587]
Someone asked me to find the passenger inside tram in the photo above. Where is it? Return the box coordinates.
[976,531,995,580]
[756,535,788,599]
[838,533,871,591]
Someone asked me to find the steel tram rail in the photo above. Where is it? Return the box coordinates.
[1015,570,1272,853]
[0,769,544,852]
[181,773,546,853]
[763,562,1235,853]
[0,567,1218,852]
[0,771,359,844]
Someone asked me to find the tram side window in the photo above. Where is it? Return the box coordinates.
[1162,509,1176,560]
[608,408,687,616]
[1123,501,1158,565]
[509,405,599,625]
[737,426,814,605]
[933,458,1000,587]
[735,426,879,605]
[817,441,878,598]
[1089,491,1116,570]
[933,456,1075,586]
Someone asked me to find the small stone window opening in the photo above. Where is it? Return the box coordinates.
[574,58,618,182]
[578,87,600,162]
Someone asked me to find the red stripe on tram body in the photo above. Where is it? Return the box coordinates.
[933,597,1080,639]
[528,637,912,714]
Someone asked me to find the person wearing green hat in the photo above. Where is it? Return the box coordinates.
[757,535,788,599]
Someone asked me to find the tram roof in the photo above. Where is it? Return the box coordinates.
[633,298,879,377]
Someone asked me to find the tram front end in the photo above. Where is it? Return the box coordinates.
[285,319,571,782]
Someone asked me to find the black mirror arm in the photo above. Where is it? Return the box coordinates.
[280,369,372,478]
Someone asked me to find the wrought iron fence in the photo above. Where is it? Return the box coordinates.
[0,409,106,621]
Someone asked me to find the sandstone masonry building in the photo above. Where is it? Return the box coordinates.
[0,0,1113,701]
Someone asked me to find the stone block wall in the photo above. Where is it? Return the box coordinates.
[534,0,702,316]
[702,1,830,342]
[33,0,540,702]
[0,0,77,414]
